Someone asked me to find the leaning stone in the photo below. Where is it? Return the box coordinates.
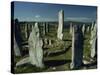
[16,57,29,67]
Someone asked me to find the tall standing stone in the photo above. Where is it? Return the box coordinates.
[27,24,30,39]
[28,22,44,68]
[32,24,34,30]
[90,22,97,58]
[91,21,94,31]
[14,19,23,56]
[46,22,49,33]
[70,22,73,34]
[70,25,84,69]
[43,22,46,35]
[25,23,28,40]
[14,36,21,56]
[86,26,90,32]
[57,10,64,40]
[82,24,85,35]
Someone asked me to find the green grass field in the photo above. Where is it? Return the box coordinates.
[14,24,97,73]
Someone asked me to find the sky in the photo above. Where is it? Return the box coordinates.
[13,1,97,22]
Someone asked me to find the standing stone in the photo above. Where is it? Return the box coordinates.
[27,24,30,38]
[90,22,97,58]
[44,38,48,45]
[43,22,46,35]
[91,22,94,31]
[57,10,64,40]
[46,22,49,33]
[86,26,90,32]
[32,24,34,30]
[70,22,73,34]
[14,19,23,56]
[70,25,84,69]
[49,39,52,46]
[14,36,21,56]
[25,23,28,40]
[82,24,85,35]
[28,22,44,68]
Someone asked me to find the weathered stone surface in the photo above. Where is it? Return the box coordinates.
[91,22,94,31]
[43,22,46,35]
[14,36,21,56]
[90,22,97,58]
[49,39,52,46]
[28,22,44,68]
[70,25,84,69]
[82,24,85,35]
[16,57,29,67]
[70,22,73,34]
[44,38,48,45]
[46,22,49,33]
[86,26,90,32]
[25,23,28,40]
[57,10,64,40]
[14,19,23,56]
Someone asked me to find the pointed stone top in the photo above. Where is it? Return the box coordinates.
[59,10,64,13]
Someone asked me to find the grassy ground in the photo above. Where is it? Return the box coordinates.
[14,25,97,73]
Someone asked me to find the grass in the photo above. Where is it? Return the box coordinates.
[15,64,48,73]
[14,26,97,73]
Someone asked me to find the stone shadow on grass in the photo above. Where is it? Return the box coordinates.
[44,59,71,67]
[44,45,71,57]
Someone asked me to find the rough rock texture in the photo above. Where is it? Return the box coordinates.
[28,22,44,68]
[70,25,84,69]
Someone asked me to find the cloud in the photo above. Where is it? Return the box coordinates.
[35,15,40,18]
